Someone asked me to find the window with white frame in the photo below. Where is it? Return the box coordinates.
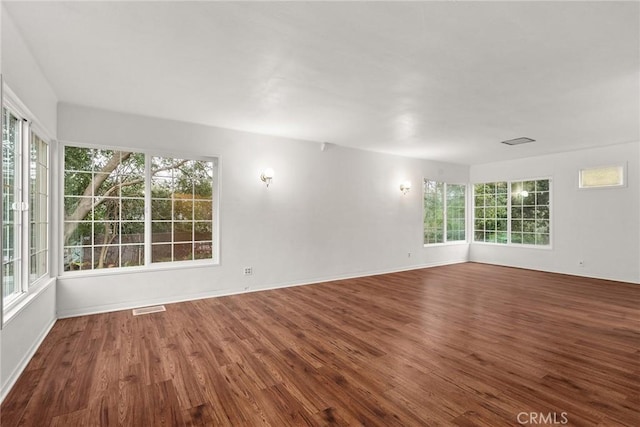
[62,145,217,272]
[473,179,551,246]
[2,104,50,308]
[423,179,466,245]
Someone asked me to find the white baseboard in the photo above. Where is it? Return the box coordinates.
[469,260,640,285]
[1,317,56,403]
[57,259,467,319]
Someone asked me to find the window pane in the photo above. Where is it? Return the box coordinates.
[150,156,215,263]
[121,222,145,243]
[3,108,22,299]
[152,222,172,243]
[29,133,48,284]
[423,180,444,244]
[93,245,120,268]
[194,222,213,241]
[174,243,193,261]
[122,245,144,267]
[194,242,213,260]
[446,184,466,242]
[510,179,551,246]
[63,146,145,271]
[473,182,507,244]
[152,244,172,263]
[194,201,213,221]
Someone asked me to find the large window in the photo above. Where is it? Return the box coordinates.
[423,179,466,245]
[63,145,217,272]
[2,105,50,307]
[473,179,551,246]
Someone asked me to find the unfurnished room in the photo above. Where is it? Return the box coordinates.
[0,1,638,426]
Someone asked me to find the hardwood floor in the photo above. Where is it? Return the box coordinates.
[1,263,639,426]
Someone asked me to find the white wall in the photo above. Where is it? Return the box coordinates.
[470,141,640,284]
[56,103,469,317]
[1,7,57,137]
[0,282,56,401]
[0,5,58,402]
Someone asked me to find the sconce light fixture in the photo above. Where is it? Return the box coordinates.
[260,168,274,187]
[400,181,412,195]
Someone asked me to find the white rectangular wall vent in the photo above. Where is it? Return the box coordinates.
[501,137,535,146]
[132,305,166,316]
[579,165,626,189]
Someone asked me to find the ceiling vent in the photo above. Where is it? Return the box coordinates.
[501,137,535,146]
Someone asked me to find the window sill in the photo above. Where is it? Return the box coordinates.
[3,277,56,327]
[58,258,219,280]
[471,241,553,250]
[423,241,469,248]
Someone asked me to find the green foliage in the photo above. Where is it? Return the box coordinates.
[63,147,215,270]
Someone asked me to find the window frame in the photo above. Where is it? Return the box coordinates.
[59,142,220,276]
[423,179,468,246]
[472,177,552,249]
[2,85,53,314]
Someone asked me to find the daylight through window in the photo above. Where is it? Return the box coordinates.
[63,145,217,272]
[473,179,551,246]
[424,179,466,245]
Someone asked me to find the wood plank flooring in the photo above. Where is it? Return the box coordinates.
[1,263,639,426]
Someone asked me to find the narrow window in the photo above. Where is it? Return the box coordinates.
[2,108,23,301]
[446,184,466,242]
[579,165,625,189]
[473,182,508,244]
[29,133,48,283]
[424,180,466,245]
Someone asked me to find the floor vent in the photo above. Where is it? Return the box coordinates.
[132,305,166,316]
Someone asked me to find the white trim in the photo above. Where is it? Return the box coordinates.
[469,260,640,285]
[56,259,468,318]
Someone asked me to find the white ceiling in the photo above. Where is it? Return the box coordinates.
[4,1,639,165]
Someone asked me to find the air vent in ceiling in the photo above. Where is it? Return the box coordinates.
[501,137,535,146]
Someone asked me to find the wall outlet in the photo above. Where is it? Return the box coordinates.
[408,252,411,258]
[243,267,253,276]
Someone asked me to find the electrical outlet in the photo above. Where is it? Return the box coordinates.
[243,267,253,276]
[408,252,411,258]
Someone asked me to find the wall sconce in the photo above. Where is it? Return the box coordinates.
[400,181,412,195]
[260,168,274,187]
